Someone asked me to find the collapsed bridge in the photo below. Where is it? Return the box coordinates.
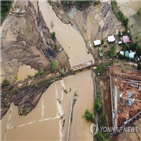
[71,60,94,72]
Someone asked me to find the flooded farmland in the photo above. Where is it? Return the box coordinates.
[17,65,38,81]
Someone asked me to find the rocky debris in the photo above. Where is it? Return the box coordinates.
[63,89,68,94]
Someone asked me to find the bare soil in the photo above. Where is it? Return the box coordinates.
[1,0,70,82]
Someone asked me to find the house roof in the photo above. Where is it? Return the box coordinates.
[120,51,124,55]
[118,41,122,45]
[99,52,103,57]
[129,51,136,58]
[125,51,129,57]
[122,35,130,43]
[93,40,101,46]
[108,35,115,42]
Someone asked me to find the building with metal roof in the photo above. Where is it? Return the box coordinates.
[93,40,101,46]
[107,35,115,43]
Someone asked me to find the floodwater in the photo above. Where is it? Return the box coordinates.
[17,65,38,80]
[39,0,94,67]
[1,69,93,141]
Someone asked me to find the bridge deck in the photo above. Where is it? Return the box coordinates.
[71,60,94,71]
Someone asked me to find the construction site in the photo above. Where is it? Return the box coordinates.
[108,66,141,134]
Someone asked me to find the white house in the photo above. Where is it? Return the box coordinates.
[120,51,124,56]
[129,51,136,59]
[108,35,115,43]
[93,40,101,46]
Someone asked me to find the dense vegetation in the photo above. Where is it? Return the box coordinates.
[118,42,141,60]
[106,46,116,58]
[111,0,129,28]
[93,98,102,112]
[137,63,141,70]
[137,8,141,16]
[84,109,94,122]
[111,1,141,62]
[1,79,10,87]
[1,1,12,23]
[35,68,45,77]
[50,60,58,73]
[60,1,100,11]
[96,66,103,74]
[52,32,56,38]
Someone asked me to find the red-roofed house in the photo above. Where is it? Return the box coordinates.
[122,35,130,43]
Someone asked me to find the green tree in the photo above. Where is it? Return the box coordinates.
[50,60,58,73]
[137,8,141,16]
[94,98,102,112]
[27,75,32,79]
[101,113,107,126]
[54,44,57,49]
[84,109,94,122]
[38,68,44,75]
[96,66,102,74]
[14,75,18,81]
[137,64,141,70]
[136,47,141,56]
[111,46,116,56]
[96,131,105,141]
[35,68,44,77]
[52,32,55,38]
[106,50,112,58]
[118,31,121,36]
[101,39,104,44]
[1,79,10,87]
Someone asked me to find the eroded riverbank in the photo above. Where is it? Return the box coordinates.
[39,0,94,67]
[1,69,93,140]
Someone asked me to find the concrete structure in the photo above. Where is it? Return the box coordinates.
[109,67,141,134]
[71,60,94,71]
[93,40,101,46]
[108,35,115,43]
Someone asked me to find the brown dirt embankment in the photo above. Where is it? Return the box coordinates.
[48,2,124,66]
[1,0,70,82]
[1,0,71,119]
[1,69,73,119]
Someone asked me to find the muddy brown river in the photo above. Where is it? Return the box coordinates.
[1,1,94,140]
[39,0,94,67]
[1,70,93,141]
[17,65,38,81]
